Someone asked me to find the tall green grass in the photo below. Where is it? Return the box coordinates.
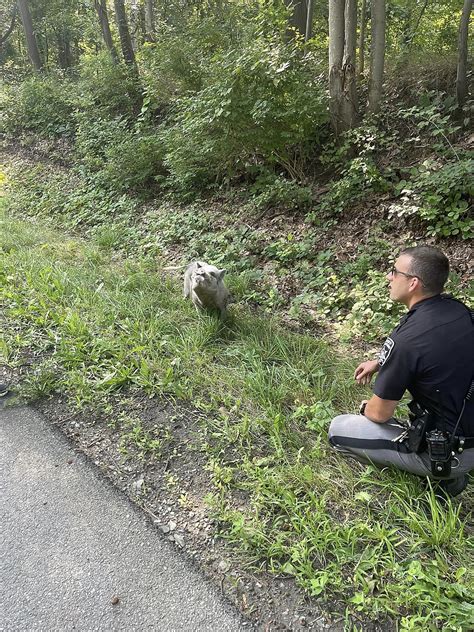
[1,196,473,630]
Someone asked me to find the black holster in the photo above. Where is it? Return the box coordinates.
[407,400,456,477]
[407,400,433,453]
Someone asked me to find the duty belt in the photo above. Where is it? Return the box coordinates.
[455,436,474,451]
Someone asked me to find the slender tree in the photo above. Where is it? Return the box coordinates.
[16,0,42,70]
[285,0,307,38]
[114,0,137,68]
[329,0,358,134]
[456,0,473,109]
[367,0,385,114]
[341,0,358,128]
[358,0,366,78]
[144,0,154,41]
[94,0,119,62]
[1,4,17,48]
[56,29,72,69]
[129,0,142,50]
[329,0,344,134]
[305,0,314,41]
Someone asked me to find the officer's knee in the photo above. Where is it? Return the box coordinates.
[328,414,355,449]
[328,414,352,438]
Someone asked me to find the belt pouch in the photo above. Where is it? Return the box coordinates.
[407,401,431,453]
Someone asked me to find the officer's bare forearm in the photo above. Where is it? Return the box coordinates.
[364,395,398,423]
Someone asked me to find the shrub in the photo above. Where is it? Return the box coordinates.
[395,93,463,154]
[160,36,328,194]
[77,53,141,119]
[103,133,166,193]
[1,73,76,137]
[249,172,312,212]
[139,7,254,108]
[74,114,131,171]
[391,157,473,239]
[310,157,391,220]
[139,33,206,108]
[320,118,399,170]
[74,114,166,193]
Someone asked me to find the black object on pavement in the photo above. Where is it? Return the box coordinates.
[0,384,10,397]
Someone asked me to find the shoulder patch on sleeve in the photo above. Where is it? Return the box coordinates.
[379,337,395,366]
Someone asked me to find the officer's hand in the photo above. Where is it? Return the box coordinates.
[354,360,379,385]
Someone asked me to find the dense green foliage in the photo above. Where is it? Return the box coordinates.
[1,0,472,223]
[1,73,76,137]
[160,37,327,192]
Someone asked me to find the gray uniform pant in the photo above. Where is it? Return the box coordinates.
[328,414,474,480]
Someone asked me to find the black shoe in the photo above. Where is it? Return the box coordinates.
[0,384,9,397]
[437,475,469,498]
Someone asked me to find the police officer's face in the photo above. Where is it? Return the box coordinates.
[387,254,418,304]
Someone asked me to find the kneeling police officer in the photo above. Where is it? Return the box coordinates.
[328,245,474,497]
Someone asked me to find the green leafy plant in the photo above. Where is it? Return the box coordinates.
[118,413,167,459]
[397,93,463,154]
[77,52,141,119]
[249,172,312,212]
[310,157,392,220]
[160,36,327,194]
[103,132,166,193]
[392,158,473,239]
[1,73,76,137]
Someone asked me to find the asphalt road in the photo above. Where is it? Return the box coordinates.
[0,405,246,631]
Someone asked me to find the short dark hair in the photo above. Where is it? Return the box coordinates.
[401,245,449,294]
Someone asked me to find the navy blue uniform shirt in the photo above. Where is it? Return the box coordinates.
[373,294,473,435]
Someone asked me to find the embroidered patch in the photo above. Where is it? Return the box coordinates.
[379,337,395,366]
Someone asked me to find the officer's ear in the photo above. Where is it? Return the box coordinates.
[411,276,424,293]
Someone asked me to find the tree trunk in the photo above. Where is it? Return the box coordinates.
[16,0,42,70]
[358,0,366,77]
[114,0,137,69]
[456,0,473,109]
[367,0,385,114]
[1,4,17,47]
[56,29,72,69]
[145,0,155,41]
[305,0,314,41]
[285,0,307,38]
[94,0,119,62]
[340,0,358,129]
[328,0,345,135]
[129,0,143,50]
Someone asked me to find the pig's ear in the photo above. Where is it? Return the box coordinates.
[217,269,226,280]
[196,261,202,268]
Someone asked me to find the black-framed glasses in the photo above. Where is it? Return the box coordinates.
[389,266,423,283]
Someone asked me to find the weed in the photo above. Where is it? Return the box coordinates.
[118,413,166,460]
